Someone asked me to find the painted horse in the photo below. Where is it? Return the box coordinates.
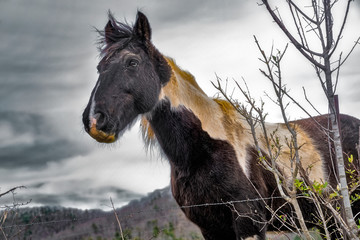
[82,11,360,239]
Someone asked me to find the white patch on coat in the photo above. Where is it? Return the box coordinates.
[88,80,101,128]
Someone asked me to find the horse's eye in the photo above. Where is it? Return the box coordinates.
[127,59,139,68]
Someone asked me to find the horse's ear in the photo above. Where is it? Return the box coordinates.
[134,11,170,84]
[133,11,151,42]
[104,13,118,44]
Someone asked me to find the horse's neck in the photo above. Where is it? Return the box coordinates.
[157,58,229,141]
[141,59,232,144]
[142,58,252,175]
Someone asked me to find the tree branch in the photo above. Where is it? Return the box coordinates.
[0,186,26,199]
[261,0,325,68]
[288,0,316,24]
[329,0,353,57]
[331,36,360,73]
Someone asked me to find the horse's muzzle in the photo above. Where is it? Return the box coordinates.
[88,113,116,143]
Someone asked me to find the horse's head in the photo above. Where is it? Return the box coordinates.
[82,12,171,143]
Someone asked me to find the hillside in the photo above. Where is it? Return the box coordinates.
[1,187,203,240]
[1,187,312,240]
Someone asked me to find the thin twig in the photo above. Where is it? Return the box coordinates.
[110,197,125,240]
[302,87,322,116]
[329,0,354,57]
[288,0,316,24]
[331,36,360,73]
[0,186,26,198]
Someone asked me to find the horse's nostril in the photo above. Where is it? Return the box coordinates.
[93,112,107,130]
[88,112,116,143]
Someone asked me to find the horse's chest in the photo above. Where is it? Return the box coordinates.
[171,170,234,230]
[171,169,219,204]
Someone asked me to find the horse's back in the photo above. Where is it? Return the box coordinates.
[295,114,360,158]
[339,114,360,160]
[294,114,360,187]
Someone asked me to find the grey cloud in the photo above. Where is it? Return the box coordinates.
[94,186,144,203]
[30,182,47,189]
[148,0,249,25]
[0,139,88,169]
[0,0,106,113]
[0,111,90,169]
[20,185,143,208]
[0,111,45,136]
[1,176,144,208]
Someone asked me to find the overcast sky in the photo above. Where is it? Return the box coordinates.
[0,0,359,210]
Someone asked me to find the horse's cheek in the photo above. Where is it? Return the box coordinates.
[139,78,161,111]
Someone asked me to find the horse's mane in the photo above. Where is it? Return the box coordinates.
[165,58,206,95]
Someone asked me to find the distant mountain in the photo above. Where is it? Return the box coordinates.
[1,186,306,240]
[1,186,203,240]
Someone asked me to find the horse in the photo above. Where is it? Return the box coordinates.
[82,11,360,239]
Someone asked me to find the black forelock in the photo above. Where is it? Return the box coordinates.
[96,11,136,59]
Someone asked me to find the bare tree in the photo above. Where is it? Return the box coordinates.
[260,0,360,237]
[0,186,31,240]
[214,41,326,239]
[214,36,360,238]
